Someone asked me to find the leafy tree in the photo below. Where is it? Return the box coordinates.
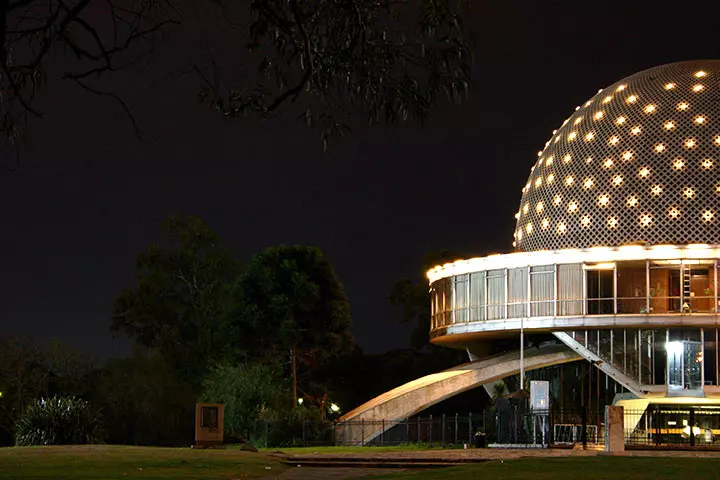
[111,215,241,387]
[0,0,178,160]
[235,245,354,406]
[0,337,48,445]
[201,362,287,441]
[96,350,196,446]
[197,0,473,148]
[14,396,102,446]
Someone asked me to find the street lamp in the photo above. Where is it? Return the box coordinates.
[297,397,304,406]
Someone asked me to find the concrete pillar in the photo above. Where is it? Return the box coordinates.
[604,405,624,453]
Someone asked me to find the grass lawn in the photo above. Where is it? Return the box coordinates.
[264,445,444,455]
[0,445,288,480]
[362,456,720,480]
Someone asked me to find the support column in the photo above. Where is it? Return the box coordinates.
[605,405,625,453]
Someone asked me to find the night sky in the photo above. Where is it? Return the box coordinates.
[2,2,720,358]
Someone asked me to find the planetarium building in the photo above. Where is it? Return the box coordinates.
[340,61,720,446]
[428,60,720,405]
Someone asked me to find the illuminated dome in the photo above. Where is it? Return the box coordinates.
[515,60,720,252]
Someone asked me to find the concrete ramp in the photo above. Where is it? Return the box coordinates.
[336,345,580,445]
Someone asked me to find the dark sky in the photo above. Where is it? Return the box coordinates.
[2,1,720,358]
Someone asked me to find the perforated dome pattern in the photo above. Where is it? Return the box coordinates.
[514,60,720,252]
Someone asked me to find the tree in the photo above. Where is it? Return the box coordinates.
[111,214,241,387]
[198,0,472,148]
[0,0,178,160]
[235,245,354,406]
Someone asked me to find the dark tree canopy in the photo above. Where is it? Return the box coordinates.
[236,244,354,362]
[199,0,472,148]
[111,215,240,385]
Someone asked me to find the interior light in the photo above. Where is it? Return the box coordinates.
[695,71,707,78]
[644,104,656,113]
[669,207,680,219]
[685,138,697,148]
[693,84,704,92]
[695,116,706,124]
[598,194,609,206]
[684,188,695,198]
[581,215,591,227]
[626,95,638,103]
[652,184,662,195]
[526,223,533,233]
[574,117,583,125]
[703,210,714,222]
[568,201,578,213]
[546,156,554,165]
[673,159,685,170]
[565,176,574,186]
[535,177,543,187]
[627,196,638,207]
[631,126,641,135]
[563,154,572,163]
[594,111,604,120]
[547,174,555,183]
[639,167,650,178]
[603,96,613,104]
[616,116,627,125]
[664,121,675,130]
[541,218,550,229]
[715,136,720,145]
[604,159,614,168]
[568,131,577,141]
[554,194,562,205]
[666,341,683,354]
[664,83,676,90]
[612,175,623,186]
[640,214,652,227]
[622,151,633,161]
[678,102,689,110]
[702,159,713,169]
[536,202,544,213]
[584,178,594,189]
[523,203,529,214]
[556,222,567,234]
[608,217,618,228]
[616,85,627,91]
[609,136,619,145]
[585,132,595,141]
[655,143,665,153]
[583,262,615,270]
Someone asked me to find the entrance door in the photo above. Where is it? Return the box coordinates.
[668,341,703,390]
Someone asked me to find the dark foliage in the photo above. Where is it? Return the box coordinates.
[14,396,102,446]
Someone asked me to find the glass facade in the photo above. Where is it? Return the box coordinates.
[430,259,720,330]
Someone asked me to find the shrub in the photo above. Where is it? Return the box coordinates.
[14,396,103,446]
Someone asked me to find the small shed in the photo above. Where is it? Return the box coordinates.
[194,403,224,447]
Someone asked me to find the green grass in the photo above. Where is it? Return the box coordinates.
[266,444,445,454]
[361,457,720,480]
[0,445,288,480]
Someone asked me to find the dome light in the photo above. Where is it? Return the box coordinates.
[598,194,610,206]
[702,159,713,169]
[685,138,697,148]
[565,176,574,186]
[603,96,613,104]
[594,111,604,120]
[664,121,675,130]
[556,223,567,234]
[631,126,642,135]
[644,104,657,113]
[536,202,544,213]
[673,159,685,170]
[622,151,634,161]
[684,187,695,198]
[526,223,533,233]
[609,136,620,145]
[603,159,614,168]
[547,174,555,184]
[514,212,520,219]
[585,132,595,141]
[695,71,708,78]
[574,117,583,125]
[568,201,578,213]
[581,215,591,227]
[652,185,663,195]
[563,154,572,163]
[678,102,689,110]
[584,178,595,189]
[664,82,676,90]
[627,196,638,207]
[655,143,665,153]
[640,214,652,227]
[608,217,618,229]
[693,84,705,92]
[535,177,543,187]
[695,115,706,124]
[568,131,577,141]
[626,95,638,103]
[639,167,651,178]
[523,203,529,214]
[703,210,715,222]
[546,156,554,166]
[616,116,627,125]
[616,85,627,91]
[541,218,550,229]
[612,175,624,186]
[669,207,680,219]
[553,194,562,205]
